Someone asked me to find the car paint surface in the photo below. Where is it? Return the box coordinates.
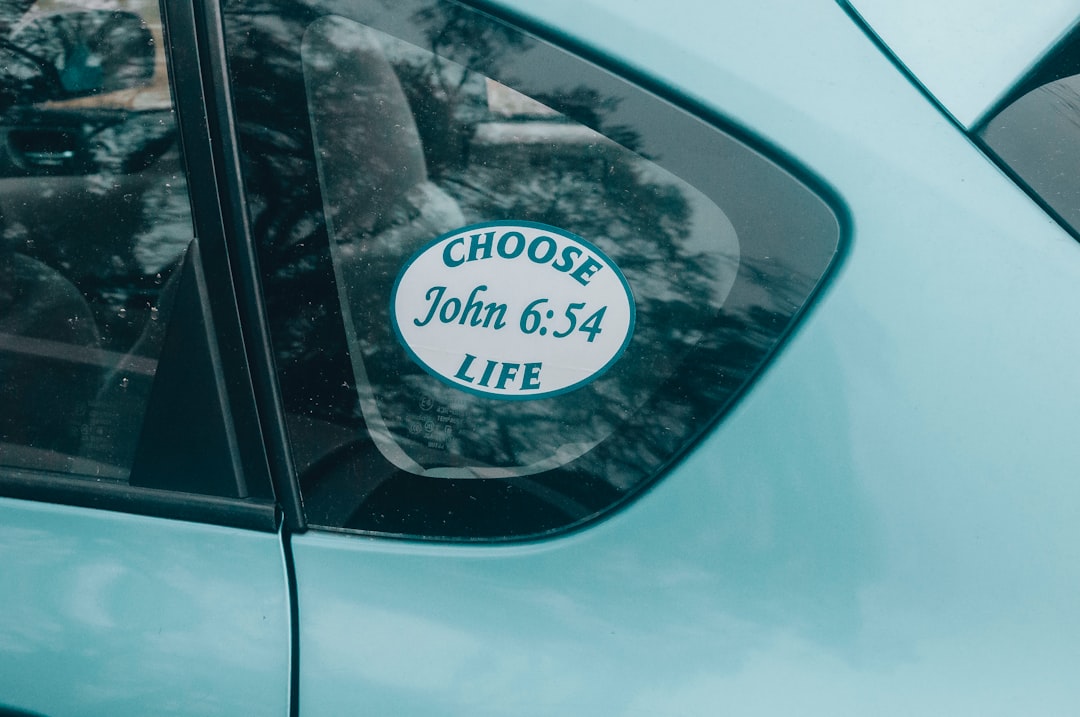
[289,0,1080,714]
[2,0,1079,714]
[0,498,291,716]
[845,0,1080,127]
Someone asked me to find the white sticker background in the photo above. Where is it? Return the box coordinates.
[392,222,636,400]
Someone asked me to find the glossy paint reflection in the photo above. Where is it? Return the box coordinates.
[291,335,875,713]
[0,499,290,716]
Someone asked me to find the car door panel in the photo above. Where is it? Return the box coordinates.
[0,2,292,714]
[0,498,290,716]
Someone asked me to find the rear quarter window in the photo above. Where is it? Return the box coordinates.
[979,23,1080,240]
[222,0,842,540]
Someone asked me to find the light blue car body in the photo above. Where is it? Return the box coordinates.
[0,499,291,715]
[3,0,1080,714]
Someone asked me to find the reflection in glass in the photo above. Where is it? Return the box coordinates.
[982,74,1080,235]
[223,0,840,539]
[302,16,739,479]
[0,0,191,478]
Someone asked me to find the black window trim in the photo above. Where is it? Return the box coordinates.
[166,0,309,532]
[0,470,278,531]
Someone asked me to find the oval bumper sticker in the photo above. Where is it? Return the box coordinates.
[391,221,636,400]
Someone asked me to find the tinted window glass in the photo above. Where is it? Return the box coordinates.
[223,0,841,540]
[981,27,1080,238]
[0,1,192,480]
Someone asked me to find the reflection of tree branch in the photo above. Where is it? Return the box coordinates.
[398,2,535,177]
[532,87,644,152]
[0,37,63,111]
[223,5,829,539]
[0,38,59,82]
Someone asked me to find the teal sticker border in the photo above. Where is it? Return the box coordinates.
[389,220,637,402]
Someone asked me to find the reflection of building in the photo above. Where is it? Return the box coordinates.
[32,0,171,110]
[476,79,607,168]
[486,79,558,117]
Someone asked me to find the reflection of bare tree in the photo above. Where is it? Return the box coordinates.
[223,1,830,539]
[225,9,360,421]
[296,11,743,482]
[0,0,184,468]
[0,3,185,352]
[390,4,529,177]
[413,3,526,74]
[349,143,735,474]
[531,86,643,152]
